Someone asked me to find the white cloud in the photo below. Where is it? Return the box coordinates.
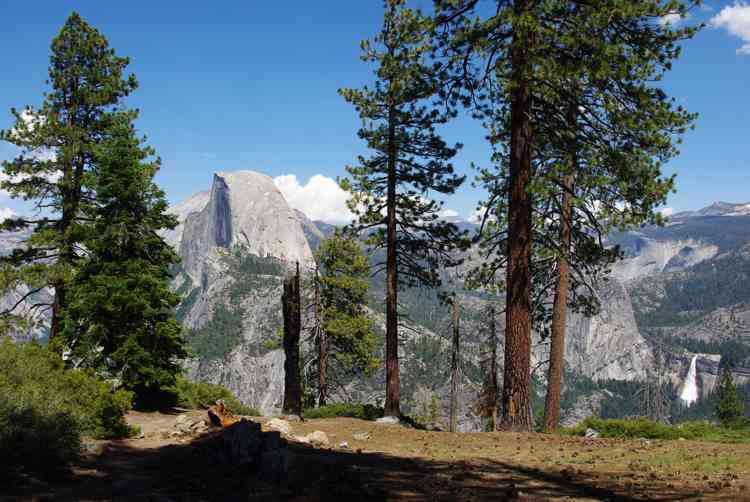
[274,174,353,224]
[8,109,56,162]
[0,207,16,222]
[439,208,459,219]
[659,12,689,26]
[710,1,750,55]
[659,207,674,217]
[468,206,495,224]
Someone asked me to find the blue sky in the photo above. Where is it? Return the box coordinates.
[0,0,748,222]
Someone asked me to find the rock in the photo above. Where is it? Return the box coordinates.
[222,419,263,465]
[353,432,371,441]
[339,441,349,449]
[286,414,302,422]
[376,416,401,425]
[191,421,209,434]
[175,414,189,424]
[216,418,289,484]
[585,428,600,439]
[266,418,292,435]
[296,430,329,447]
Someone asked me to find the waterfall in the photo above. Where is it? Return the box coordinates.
[679,355,699,406]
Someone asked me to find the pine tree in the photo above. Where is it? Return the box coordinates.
[435,0,699,431]
[340,0,468,418]
[0,13,137,344]
[60,114,187,402]
[314,233,379,404]
[716,365,744,427]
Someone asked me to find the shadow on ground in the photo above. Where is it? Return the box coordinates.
[3,430,706,502]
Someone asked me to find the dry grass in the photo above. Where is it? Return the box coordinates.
[4,413,750,501]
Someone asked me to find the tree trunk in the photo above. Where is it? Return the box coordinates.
[543,172,574,432]
[481,305,498,431]
[315,268,328,406]
[384,102,400,418]
[282,262,302,416]
[501,0,534,431]
[49,169,78,346]
[449,296,460,432]
[543,99,577,432]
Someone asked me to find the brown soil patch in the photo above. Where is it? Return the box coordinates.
[3,412,750,501]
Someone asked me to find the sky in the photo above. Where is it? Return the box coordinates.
[0,0,748,223]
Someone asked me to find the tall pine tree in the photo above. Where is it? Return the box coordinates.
[0,13,137,345]
[340,0,468,417]
[60,114,186,402]
[435,0,699,430]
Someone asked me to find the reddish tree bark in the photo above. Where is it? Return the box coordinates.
[501,0,534,431]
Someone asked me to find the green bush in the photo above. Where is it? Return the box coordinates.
[565,417,750,442]
[170,377,260,416]
[0,397,81,480]
[0,339,136,479]
[303,403,384,421]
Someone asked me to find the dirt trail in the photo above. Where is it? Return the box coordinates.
[4,412,750,501]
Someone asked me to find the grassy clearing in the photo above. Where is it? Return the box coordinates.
[565,417,750,442]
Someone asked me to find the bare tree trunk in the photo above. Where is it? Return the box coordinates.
[282,262,302,416]
[450,296,460,432]
[315,267,327,406]
[543,170,574,432]
[385,102,400,418]
[481,305,499,431]
[543,98,578,432]
[501,0,534,431]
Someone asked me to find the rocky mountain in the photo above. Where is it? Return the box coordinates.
[166,171,661,422]
[3,181,750,425]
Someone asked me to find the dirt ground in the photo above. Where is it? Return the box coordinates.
[4,411,750,501]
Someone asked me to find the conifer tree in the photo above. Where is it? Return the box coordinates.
[60,115,186,401]
[435,0,699,430]
[340,0,468,417]
[716,365,744,427]
[0,13,137,344]
[314,233,378,404]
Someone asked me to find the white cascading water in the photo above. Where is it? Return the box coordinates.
[679,355,699,406]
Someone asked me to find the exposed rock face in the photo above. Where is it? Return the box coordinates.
[186,350,285,416]
[172,171,314,416]
[538,279,653,381]
[180,171,314,285]
[612,238,718,282]
[668,352,750,400]
[560,390,615,427]
[664,305,750,344]
[162,190,210,249]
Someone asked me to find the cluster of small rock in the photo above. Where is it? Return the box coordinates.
[170,414,210,437]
